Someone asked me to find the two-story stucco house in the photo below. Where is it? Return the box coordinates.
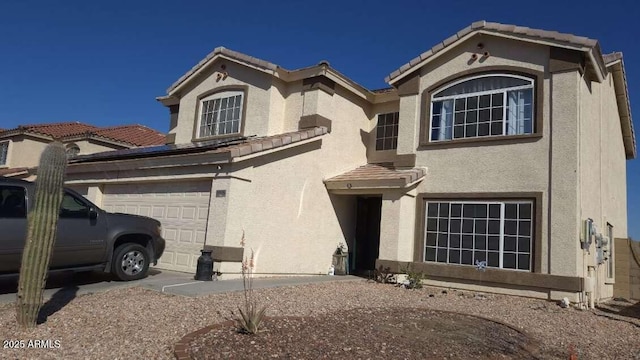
[64,21,635,304]
[0,122,166,178]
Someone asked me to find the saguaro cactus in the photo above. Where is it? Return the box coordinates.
[16,142,67,328]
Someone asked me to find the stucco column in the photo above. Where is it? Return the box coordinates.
[87,185,103,207]
[548,70,581,277]
[396,95,419,155]
[378,189,417,262]
[206,176,230,247]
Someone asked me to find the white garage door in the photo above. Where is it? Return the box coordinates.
[102,181,211,273]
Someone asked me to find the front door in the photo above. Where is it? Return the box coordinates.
[354,196,382,274]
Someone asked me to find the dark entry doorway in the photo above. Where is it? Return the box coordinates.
[353,196,382,274]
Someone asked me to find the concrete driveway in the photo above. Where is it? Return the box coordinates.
[0,268,193,304]
[0,268,360,304]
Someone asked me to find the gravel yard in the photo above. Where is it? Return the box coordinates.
[0,279,639,359]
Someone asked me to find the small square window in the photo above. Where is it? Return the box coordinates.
[375,112,399,151]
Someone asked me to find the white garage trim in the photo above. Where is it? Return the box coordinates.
[102,180,211,273]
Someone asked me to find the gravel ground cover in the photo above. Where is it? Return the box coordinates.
[0,279,638,359]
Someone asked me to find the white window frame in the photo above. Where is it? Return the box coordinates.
[606,223,615,283]
[429,74,535,142]
[197,90,244,138]
[423,200,534,272]
[0,140,9,167]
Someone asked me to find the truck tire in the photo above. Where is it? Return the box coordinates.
[112,243,150,281]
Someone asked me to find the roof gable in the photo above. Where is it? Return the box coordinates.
[386,20,606,85]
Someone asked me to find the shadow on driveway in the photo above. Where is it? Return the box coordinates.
[0,268,168,305]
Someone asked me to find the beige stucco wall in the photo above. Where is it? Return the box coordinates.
[381,36,626,300]
[390,35,560,275]
[170,60,288,144]
[217,85,370,277]
[2,136,49,168]
[70,139,126,156]
[1,135,127,170]
[577,70,629,300]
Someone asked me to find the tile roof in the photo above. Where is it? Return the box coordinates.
[385,20,605,84]
[371,87,396,94]
[324,163,426,190]
[69,127,328,164]
[0,122,165,147]
[93,125,167,146]
[603,52,623,65]
[222,127,327,159]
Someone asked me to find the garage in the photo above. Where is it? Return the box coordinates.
[101,180,211,273]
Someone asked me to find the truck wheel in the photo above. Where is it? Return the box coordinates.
[112,243,150,281]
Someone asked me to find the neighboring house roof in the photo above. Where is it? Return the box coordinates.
[68,127,328,164]
[385,20,607,84]
[92,125,167,147]
[0,122,166,147]
[324,163,426,190]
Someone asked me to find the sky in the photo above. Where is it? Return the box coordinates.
[1,0,639,237]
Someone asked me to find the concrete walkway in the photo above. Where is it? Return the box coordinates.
[0,269,362,304]
[144,273,361,297]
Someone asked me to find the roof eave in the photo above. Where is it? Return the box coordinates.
[607,58,636,159]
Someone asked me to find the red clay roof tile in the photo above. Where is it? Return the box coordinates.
[1,122,165,147]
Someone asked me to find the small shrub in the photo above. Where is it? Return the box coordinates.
[235,232,267,334]
[401,264,426,289]
[373,265,395,284]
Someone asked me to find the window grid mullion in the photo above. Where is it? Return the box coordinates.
[423,202,428,262]
[499,202,505,269]
[502,92,507,136]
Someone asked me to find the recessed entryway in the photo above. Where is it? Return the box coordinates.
[353,196,382,275]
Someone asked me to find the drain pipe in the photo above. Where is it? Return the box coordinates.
[587,266,596,309]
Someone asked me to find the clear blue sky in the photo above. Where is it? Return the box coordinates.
[1,0,639,238]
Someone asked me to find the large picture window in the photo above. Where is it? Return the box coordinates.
[424,200,533,271]
[430,74,534,142]
[198,90,243,138]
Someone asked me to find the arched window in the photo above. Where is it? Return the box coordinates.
[430,74,534,141]
[65,143,80,158]
[197,90,244,138]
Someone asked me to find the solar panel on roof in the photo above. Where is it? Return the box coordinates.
[69,135,248,163]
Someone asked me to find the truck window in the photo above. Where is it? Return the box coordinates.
[60,192,90,218]
[0,185,27,218]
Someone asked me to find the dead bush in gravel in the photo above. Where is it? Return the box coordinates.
[234,232,267,335]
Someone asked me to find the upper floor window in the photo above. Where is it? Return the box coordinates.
[430,74,534,142]
[0,141,8,166]
[376,112,399,151]
[65,143,80,158]
[198,90,244,138]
